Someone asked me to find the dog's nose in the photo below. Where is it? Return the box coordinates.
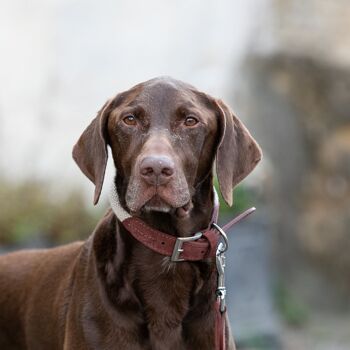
[140,156,174,185]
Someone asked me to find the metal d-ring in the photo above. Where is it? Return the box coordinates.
[211,222,229,253]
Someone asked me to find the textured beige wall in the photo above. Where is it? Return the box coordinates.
[270,0,350,67]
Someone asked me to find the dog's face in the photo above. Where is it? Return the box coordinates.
[73,77,262,216]
[107,79,220,216]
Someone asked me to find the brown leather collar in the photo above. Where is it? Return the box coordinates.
[121,206,255,263]
[122,217,220,262]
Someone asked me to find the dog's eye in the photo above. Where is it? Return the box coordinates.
[184,116,198,127]
[123,114,137,126]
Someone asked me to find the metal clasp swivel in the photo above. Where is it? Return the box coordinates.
[212,222,228,313]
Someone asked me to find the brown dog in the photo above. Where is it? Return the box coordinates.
[0,77,261,350]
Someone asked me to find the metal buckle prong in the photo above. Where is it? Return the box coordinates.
[171,232,202,262]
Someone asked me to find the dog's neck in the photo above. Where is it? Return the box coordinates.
[109,176,217,237]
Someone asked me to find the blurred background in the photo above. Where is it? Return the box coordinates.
[0,0,349,349]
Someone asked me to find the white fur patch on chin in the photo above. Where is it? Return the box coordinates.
[144,204,171,213]
[109,182,131,222]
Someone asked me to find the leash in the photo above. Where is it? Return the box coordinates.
[211,206,256,350]
[109,185,255,350]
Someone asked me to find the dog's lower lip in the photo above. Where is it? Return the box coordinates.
[141,195,172,213]
[175,202,191,218]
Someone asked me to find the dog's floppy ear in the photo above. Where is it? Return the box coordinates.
[215,99,262,206]
[72,99,114,205]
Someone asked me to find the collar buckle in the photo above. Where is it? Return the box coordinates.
[171,232,203,262]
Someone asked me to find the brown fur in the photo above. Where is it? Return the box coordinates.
[0,77,261,349]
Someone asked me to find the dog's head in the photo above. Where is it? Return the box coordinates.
[73,77,261,217]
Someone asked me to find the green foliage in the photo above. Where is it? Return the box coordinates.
[274,281,309,327]
[0,180,102,246]
[214,177,255,215]
[238,335,280,350]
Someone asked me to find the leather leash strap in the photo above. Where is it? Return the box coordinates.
[213,207,255,350]
[215,299,226,350]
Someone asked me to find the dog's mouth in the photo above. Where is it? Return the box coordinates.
[126,184,191,217]
[125,165,191,217]
[142,195,192,218]
[143,195,172,213]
